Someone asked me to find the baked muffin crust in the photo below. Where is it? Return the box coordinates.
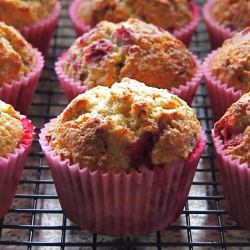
[0,100,23,157]
[47,78,201,171]
[0,22,35,84]
[0,0,57,29]
[211,0,250,31]
[210,28,250,92]
[215,93,250,164]
[77,0,192,31]
[62,18,196,90]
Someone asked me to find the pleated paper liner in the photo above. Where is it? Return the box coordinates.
[203,50,243,121]
[40,120,205,236]
[203,0,235,49]
[212,131,250,229]
[0,49,44,115]
[0,118,35,219]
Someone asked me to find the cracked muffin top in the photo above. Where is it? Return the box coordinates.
[0,0,57,29]
[0,100,23,157]
[211,0,250,31]
[0,22,35,84]
[61,18,197,90]
[214,92,250,164]
[77,0,192,31]
[46,78,201,172]
[210,28,250,92]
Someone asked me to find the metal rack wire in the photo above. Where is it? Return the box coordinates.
[0,0,250,249]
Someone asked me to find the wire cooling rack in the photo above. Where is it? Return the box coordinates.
[1,0,250,249]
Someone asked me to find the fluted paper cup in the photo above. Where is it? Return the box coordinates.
[0,118,35,219]
[0,49,44,114]
[212,130,250,229]
[40,120,205,236]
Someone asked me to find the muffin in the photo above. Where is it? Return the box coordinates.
[203,28,250,120]
[0,22,44,114]
[56,18,202,104]
[0,0,61,57]
[0,100,34,219]
[203,0,250,48]
[40,78,205,236]
[70,0,200,46]
[212,93,250,228]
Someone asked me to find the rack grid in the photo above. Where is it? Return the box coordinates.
[0,0,250,249]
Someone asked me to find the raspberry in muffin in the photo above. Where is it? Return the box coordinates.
[214,93,250,164]
[46,78,201,172]
[59,18,198,94]
[77,0,192,31]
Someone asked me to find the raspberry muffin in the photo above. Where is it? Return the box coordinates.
[0,100,34,219]
[0,0,61,57]
[0,22,44,114]
[203,27,250,120]
[212,93,250,228]
[56,18,202,104]
[203,0,250,48]
[40,78,205,236]
[70,0,200,46]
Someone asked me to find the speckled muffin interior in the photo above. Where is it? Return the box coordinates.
[0,100,23,157]
[0,0,57,29]
[0,22,35,84]
[46,78,201,172]
[211,0,250,31]
[214,93,250,164]
[77,0,192,31]
[62,18,196,90]
[210,28,250,92]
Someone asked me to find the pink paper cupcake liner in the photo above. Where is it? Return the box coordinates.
[0,49,44,115]
[212,131,250,229]
[56,54,202,105]
[20,2,61,58]
[69,0,199,46]
[40,120,205,236]
[203,0,235,49]
[203,50,243,121]
[0,118,35,219]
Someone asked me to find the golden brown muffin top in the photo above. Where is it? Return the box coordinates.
[210,28,250,92]
[0,0,57,29]
[0,22,35,84]
[62,18,196,90]
[215,93,250,164]
[211,0,250,31]
[47,78,201,172]
[78,0,192,31]
[0,100,23,157]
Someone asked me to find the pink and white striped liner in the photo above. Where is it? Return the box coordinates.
[20,2,61,58]
[212,130,250,229]
[203,0,235,49]
[203,50,242,121]
[40,120,205,236]
[0,49,44,114]
[56,53,202,106]
[69,0,200,46]
[0,118,35,219]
